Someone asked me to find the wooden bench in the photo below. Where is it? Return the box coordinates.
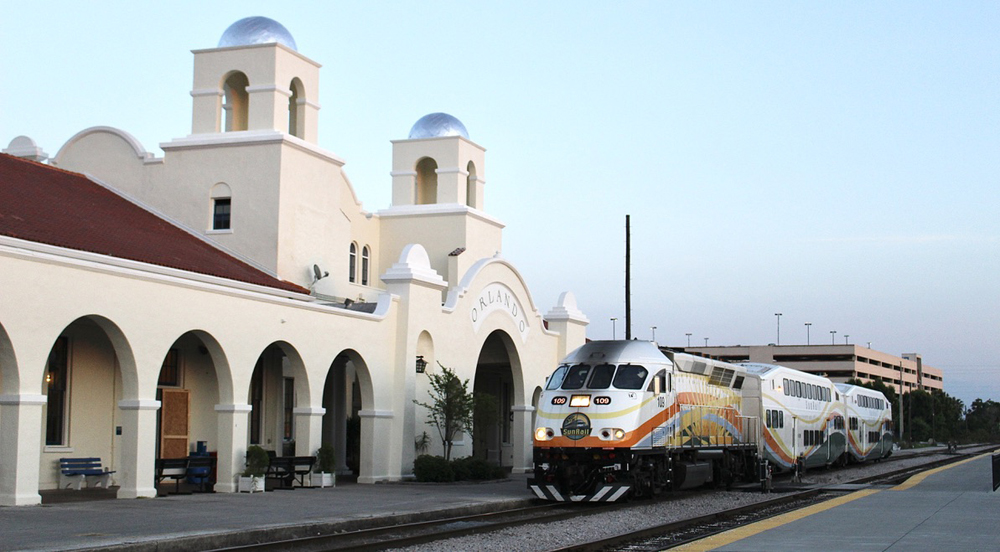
[155,456,218,495]
[59,457,115,490]
[265,456,316,489]
[155,458,191,495]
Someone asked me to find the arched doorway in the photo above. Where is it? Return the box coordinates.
[321,350,375,478]
[247,342,306,456]
[473,330,518,468]
[39,316,133,491]
[153,331,224,492]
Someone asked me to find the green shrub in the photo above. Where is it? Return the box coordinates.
[413,455,454,482]
[450,456,507,481]
[244,445,270,477]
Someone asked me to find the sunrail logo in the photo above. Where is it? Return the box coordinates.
[561,413,592,440]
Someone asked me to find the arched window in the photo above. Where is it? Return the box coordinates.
[361,245,370,286]
[466,161,477,208]
[349,243,357,283]
[415,157,438,205]
[222,72,249,132]
[210,182,232,231]
[288,78,305,138]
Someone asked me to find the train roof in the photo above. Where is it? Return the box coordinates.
[561,340,670,365]
[835,382,887,397]
[739,362,834,384]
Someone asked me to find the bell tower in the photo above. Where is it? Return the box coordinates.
[390,113,486,210]
[189,16,321,143]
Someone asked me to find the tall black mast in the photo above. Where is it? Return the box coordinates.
[625,214,631,340]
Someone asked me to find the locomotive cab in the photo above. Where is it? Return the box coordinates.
[530,340,761,502]
[530,340,671,501]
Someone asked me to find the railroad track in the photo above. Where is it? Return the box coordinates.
[207,446,996,552]
[207,501,611,551]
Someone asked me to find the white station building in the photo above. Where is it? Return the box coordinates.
[0,17,589,506]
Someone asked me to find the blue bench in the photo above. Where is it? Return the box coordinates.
[59,457,115,490]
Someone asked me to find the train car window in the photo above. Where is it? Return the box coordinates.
[733,375,744,390]
[765,410,771,428]
[779,410,784,428]
[587,363,616,389]
[796,381,803,398]
[783,378,789,395]
[647,369,667,393]
[612,365,649,390]
[546,366,568,390]
[561,364,592,390]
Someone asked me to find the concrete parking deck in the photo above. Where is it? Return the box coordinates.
[678,452,1000,552]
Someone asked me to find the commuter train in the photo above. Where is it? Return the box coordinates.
[529,340,892,502]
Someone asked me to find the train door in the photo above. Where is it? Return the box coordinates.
[791,417,798,461]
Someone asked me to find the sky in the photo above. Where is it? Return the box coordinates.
[2,2,998,407]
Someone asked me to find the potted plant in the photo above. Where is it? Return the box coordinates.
[311,444,336,488]
[239,445,269,493]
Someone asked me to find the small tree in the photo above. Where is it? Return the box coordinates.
[414,363,474,460]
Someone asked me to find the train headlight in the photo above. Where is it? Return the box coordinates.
[535,427,554,441]
[569,395,591,407]
[599,428,627,441]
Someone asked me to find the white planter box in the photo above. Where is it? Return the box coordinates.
[310,472,335,488]
[238,475,265,493]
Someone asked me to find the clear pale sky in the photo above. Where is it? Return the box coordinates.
[2,2,997,407]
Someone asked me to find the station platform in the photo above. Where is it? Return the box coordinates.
[0,474,535,551]
[678,452,1000,552]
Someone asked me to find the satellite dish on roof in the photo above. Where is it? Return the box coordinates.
[312,264,329,282]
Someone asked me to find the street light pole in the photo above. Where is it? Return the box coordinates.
[844,334,850,344]
[611,318,618,340]
[830,330,837,344]
[775,313,782,345]
[651,326,657,342]
[805,322,812,345]
[686,333,692,347]
[704,337,709,346]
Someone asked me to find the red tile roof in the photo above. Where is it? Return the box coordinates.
[0,153,308,294]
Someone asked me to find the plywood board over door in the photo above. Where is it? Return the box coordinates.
[160,388,190,458]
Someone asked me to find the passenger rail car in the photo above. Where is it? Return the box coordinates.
[837,383,893,462]
[529,340,761,502]
[529,341,895,502]
[740,363,847,471]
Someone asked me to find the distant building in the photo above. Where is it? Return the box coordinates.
[675,344,943,394]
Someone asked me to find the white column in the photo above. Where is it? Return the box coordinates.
[116,399,160,499]
[214,404,251,493]
[511,405,535,474]
[0,394,46,506]
[293,406,325,456]
[357,409,394,483]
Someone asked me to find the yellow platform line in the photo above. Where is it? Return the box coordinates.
[672,452,991,551]
[670,489,881,552]
[889,452,989,491]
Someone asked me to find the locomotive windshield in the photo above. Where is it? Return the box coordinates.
[547,363,650,391]
[612,365,648,389]
[546,365,568,390]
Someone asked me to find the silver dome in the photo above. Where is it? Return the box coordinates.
[218,17,297,51]
[408,113,469,140]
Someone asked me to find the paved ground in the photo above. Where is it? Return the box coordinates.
[1,474,535,551]
[677,452,1000,552]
